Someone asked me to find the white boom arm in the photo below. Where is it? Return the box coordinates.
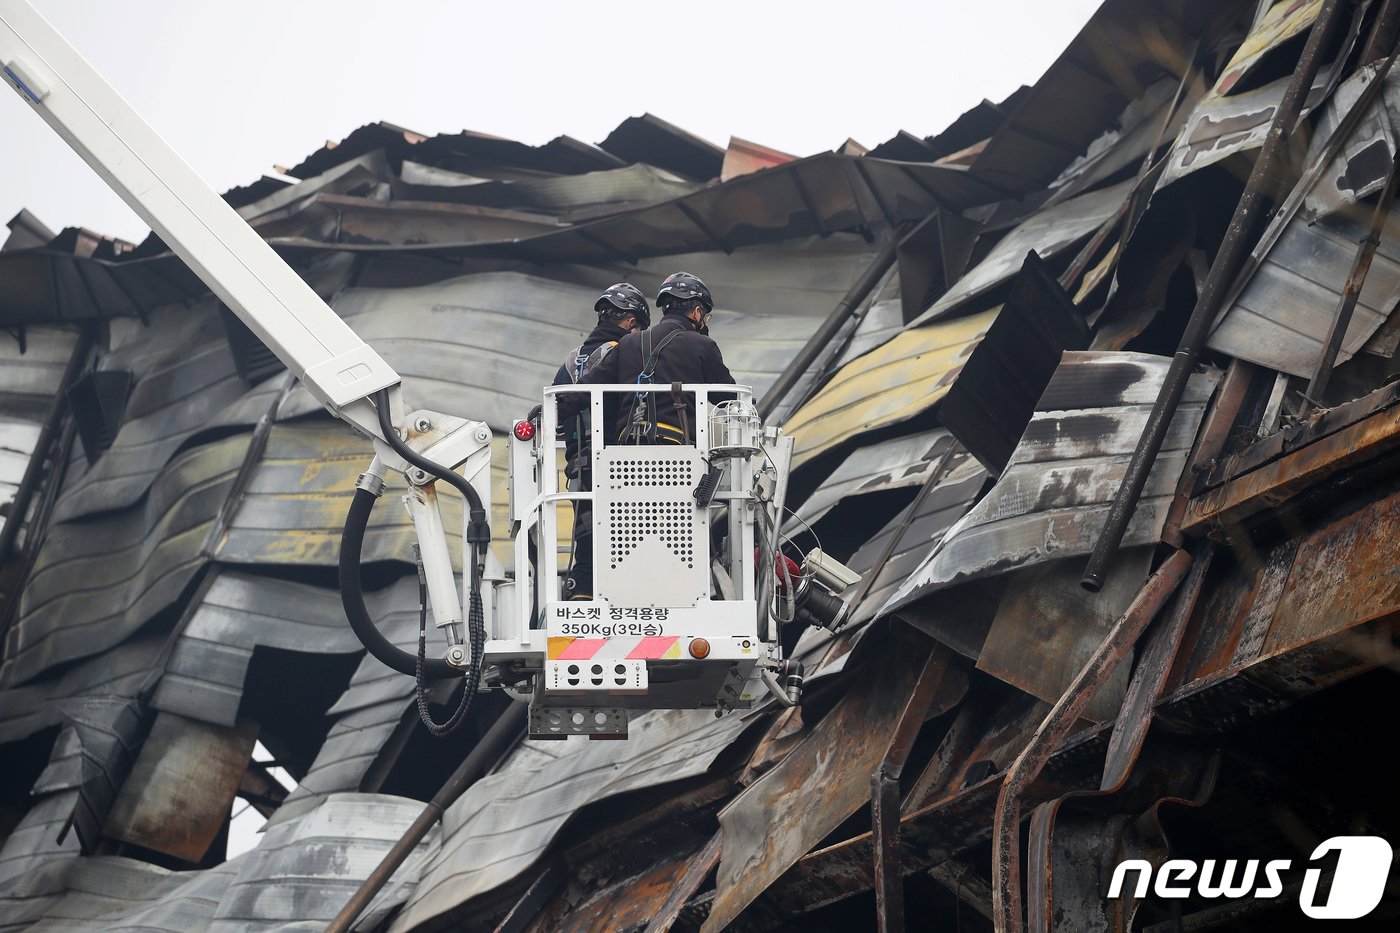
[0,0,400,444]
[2,0,495,681]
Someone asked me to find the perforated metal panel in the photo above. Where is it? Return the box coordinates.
[596,447,709,606]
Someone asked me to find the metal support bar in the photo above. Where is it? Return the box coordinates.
[649,831,723,933]
[870,646,949,932]
[872,770,904,933]
[1307,145,1400,402]
[846,441,962,617]
[993,548,1193,933]
[326,702,527,933]
[1100,541,1215,792]
[1361,0,1400,64]
[758,231,903,420]
[0,324,91,567]
[1081,0,1349,592]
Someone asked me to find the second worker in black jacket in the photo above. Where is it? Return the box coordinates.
[563,271,736,444]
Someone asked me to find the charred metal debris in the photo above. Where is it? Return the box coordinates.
[5,0,1400,929]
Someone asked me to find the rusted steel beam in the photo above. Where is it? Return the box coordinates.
[650,832,723,933]
[993,548,1194,933]
[1082,0,1350,591]
[871,645,956,931]
[763,612,1395,919]
[1162,360,1260,546]
[928,859,996,922]
[1101,541,1215,790]
[1201,379,1400,489]
[872,772,904,933]
[1182,403,1400,534]
[1361,0,1400,64]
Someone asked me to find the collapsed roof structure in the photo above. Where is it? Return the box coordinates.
[3,0,1400,929]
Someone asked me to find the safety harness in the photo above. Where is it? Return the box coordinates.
[622,327,686,444]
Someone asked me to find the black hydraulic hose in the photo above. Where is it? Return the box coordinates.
[341,486,456,679]
[373,388,489,525]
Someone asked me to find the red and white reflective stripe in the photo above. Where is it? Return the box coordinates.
[548,636,682,660]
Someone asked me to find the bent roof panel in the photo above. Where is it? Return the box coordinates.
[2,433,248,689]
[913,177,1134,325]
[50,300,249,525]
[390,707,755,931]
[782,307,998,470]
[882,351,1218,614]
[1208,202,1400,377]
[149,569,375,728]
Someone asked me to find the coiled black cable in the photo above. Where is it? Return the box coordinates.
[413,547,483,735]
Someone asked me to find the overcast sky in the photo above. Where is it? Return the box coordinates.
[3,1,1103,244]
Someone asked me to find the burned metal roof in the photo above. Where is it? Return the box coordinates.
[882,352,1219,614]
[8,1,1400,929]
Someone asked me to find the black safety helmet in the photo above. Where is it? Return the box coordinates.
[656,271,713,313]
[594,283,651,329]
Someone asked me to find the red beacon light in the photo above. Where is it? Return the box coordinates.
[512,419,536,442]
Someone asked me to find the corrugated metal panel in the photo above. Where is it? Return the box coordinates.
[233,152,392,223]
[19,857,221,932]
[50,300,248,524]
[1156,68,1343,189]
[1155,0,1334,189]
[109,152,990,277]
[0,795,427,932]
[1302,65,1397,220]
[1214,0,1322,97]
[208,794,431,931]
[0,791,83,933]
[914,178,1134,325]
[61,695,148,855]
[1207,201,1400,377]
[215,419,453,570]
[103,713,257,863]
[846,457,989,626]
[257,582,423,829]
[975,546,1154,722]
[882,352,1219,615]
[828,296,906,372]
[970,0,1210,194]
[31,726,82,796]
[787,429,952,531]
[150,570,374,727]
[0,635,160,745]
[2,433,248,689]
[249,246,876,433]
[1044,76,1191,207]
[389,707,756,930]
[599,113,725,181]
[0,327,79,536]
[0,326,77,423]
[782,307,998,470]
[397,161,702,215]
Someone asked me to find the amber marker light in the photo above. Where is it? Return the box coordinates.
[688,638,711,659]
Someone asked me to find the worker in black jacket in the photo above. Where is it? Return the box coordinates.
[552,283,650,388]
[552,283,649,599]
[563,271,736,445]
